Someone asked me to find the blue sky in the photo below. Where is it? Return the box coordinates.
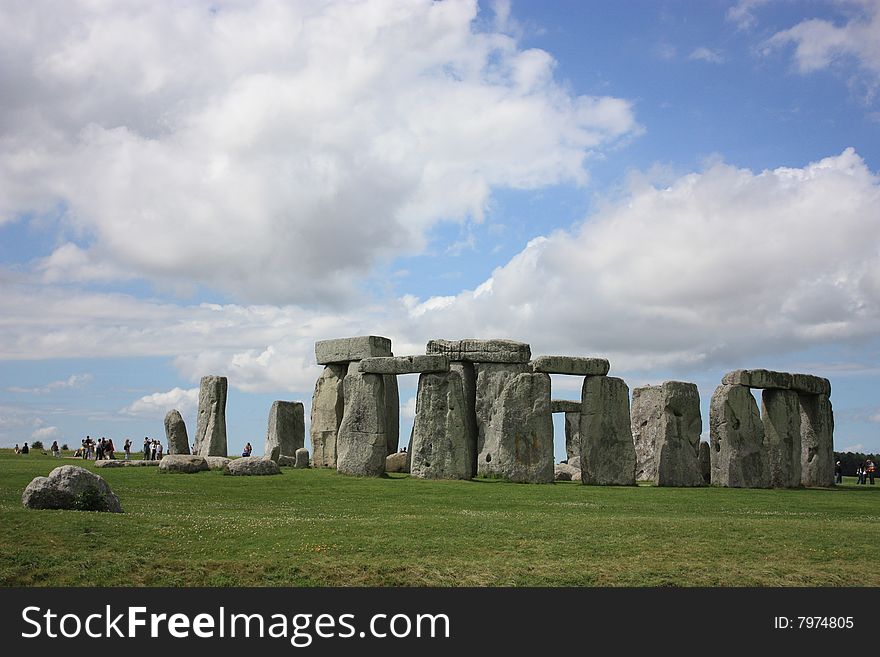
[1,0,879,457]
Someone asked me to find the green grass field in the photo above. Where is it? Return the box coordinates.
[1,450,878,586]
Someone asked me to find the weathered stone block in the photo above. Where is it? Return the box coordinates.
[799,393,834,487]
[22,466,123,512]
[159,454,209,474]
[761,389,802,488]
[564,411,581,463]
[336,362,387,477]
[790,374,832,396]
[475,363,528,473]
[698,441,711,484]
[310,364,346,468]
[225,456,281,476]
[654,381,703,487]
[579,376,636,485]
[550,399,581,414]
[531,356,609,376]
[709,384,769,488]
[315,336,392,365]
[386,451,409,473]
[722,369,791,389]
[410,370,474,480]
[384,374,399,456]
[164,409,190,455]
[195,375,228,457]
[451,361,478,477]
[294,447,310,468]
[631,385,663,482]
[264,400,305,460]
[477,372,553,483]
[427,339,531,363]
[359,355,449,374]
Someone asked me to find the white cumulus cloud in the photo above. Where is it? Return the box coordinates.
[122,387,199,418]
[0,0,639,306]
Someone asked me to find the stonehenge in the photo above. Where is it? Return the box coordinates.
[710,369,833,488]
[264,400,305,462]
[299,338,836,490]
[195,375,228,457]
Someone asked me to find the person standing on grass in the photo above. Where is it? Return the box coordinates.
[856,466,864,484]
[835,460,842,484]
[21,442,29,454]
[51,440,60,458]
[143,437,150,460]
[96,438,105,461]
[867,459,876,485]
[156,441,163,460]
[124,438,131,461]
[107,438,116,459]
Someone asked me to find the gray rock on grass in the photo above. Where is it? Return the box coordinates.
[159,454,209,474]
[294,447,310,468]
[22,465,123,512]
[225,456,281,476]
[385,451,409,473]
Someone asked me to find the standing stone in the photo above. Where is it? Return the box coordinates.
[195,375,228,457]
[631,385,663,481]
[294,447,310,468]
[654,382,703,487]
[564,411,581,464]
[410,370,473,480]
[164,409,190,455]
[478,372,553,483]
[310,364,346,468]
[384,374,399,455]
[475,363,528,474]
[451,361,478,477]
[709,384,769,488]
[698,441,711,484]
[336,362,387,477]
[264,400,305,461]
[799,393,834,487]
[761,389,802,488]
[579,376,636,485]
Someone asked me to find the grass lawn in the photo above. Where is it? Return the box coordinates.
[1,450,878,586]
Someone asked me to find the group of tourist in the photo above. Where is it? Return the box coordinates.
[73,435,120,460]
[855,459,876,485]
[13,443,29,454]
[835,459,876,484]
[143,437,164,461]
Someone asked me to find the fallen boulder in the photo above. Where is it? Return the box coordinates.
[22,465,123,512]
[225,456,281,476]
[159,454,209,474]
